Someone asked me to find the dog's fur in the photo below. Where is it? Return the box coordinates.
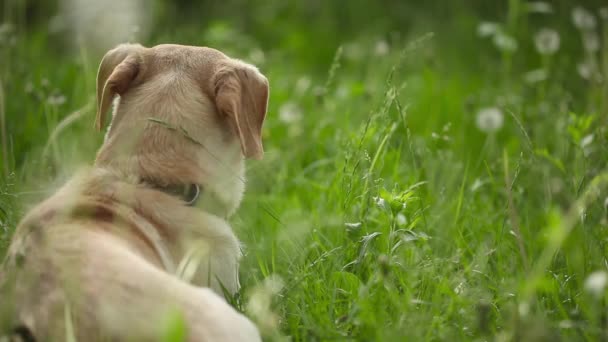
[0,43,268,341]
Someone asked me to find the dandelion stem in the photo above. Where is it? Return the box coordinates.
[503,149,529,271]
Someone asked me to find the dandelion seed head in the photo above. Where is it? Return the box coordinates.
[374,40,390,56]
[476,107,504,133]
[0,23,14,44]
[59,0,150,51]
[584,271,608,298]
[477,22,500,37]
[534,28,560,55]
[527,2,553,14]
[295,76,311,95]
[492,32,518,52]
[518,302,530,317]
[577,60,594,80]
[247,275,284,334]
[582,31,600,52]
[47,94,67,106]
[248,48,265,65]
[523,69,548,84]
[572,7,596,30]
[279,102,303,124]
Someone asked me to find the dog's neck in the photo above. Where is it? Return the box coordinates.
[142,180,201,207]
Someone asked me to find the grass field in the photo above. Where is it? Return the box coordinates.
[2,1,608,341]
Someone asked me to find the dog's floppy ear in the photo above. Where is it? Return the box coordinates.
[213,61,269,159]
[95,44,144,131]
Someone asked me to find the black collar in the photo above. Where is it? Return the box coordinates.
[145,182,201,206]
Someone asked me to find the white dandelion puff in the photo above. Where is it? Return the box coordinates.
[278,102,303,124]
[523,69,548,84]
[518,302,530,317]
[492,32,518,52]
[526,2,553,14]
[476,107,504,133]
[572,7,596,30]
[47,94,67,106]
[59,0,150,51]
[600,7,608,20]
[577,59,597,80]
[477,22,500,37]
[247,275,284,334]
[584,271,608,298]
[582,31,600,53]
[374,40,390,56]
[248,48,265,65]
[295,76,311,95]
[534,28,560,55]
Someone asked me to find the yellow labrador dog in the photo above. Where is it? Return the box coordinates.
[0,43,268,341]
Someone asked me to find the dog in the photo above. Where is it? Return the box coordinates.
[0,43,268,341]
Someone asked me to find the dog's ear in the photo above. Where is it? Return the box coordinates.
[213,61,269,159]
[95,44,144,131]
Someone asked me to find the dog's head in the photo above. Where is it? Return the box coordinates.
[93,44,269,216]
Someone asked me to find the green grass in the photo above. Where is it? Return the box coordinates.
[2,1,608,341]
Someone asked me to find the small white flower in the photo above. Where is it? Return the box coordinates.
[581,134,594,149]
[476,107,504,133]
[559,320,575,329]
[47,94,66,106]
[373,196,386,209]
[523,69,548,84]
[396,213,407,226]
[374,40,390,56]
[527,2,553,14]
[582,31,600,52]
[584,271,608,297]
[470,178,485,192]
[572,7,596,30]
[454,281,465,295]
[581,134,594,156]
[534,28,560,55]
[278,102,302,124]
[518,302,530,317]
[492,32,518,52]
[477,22,500,37]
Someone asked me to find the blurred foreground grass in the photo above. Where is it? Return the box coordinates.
[2,0,608,340]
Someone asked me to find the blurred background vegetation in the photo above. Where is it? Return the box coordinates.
[2,0,608,340]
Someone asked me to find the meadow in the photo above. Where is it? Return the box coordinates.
[1,1,608,340]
